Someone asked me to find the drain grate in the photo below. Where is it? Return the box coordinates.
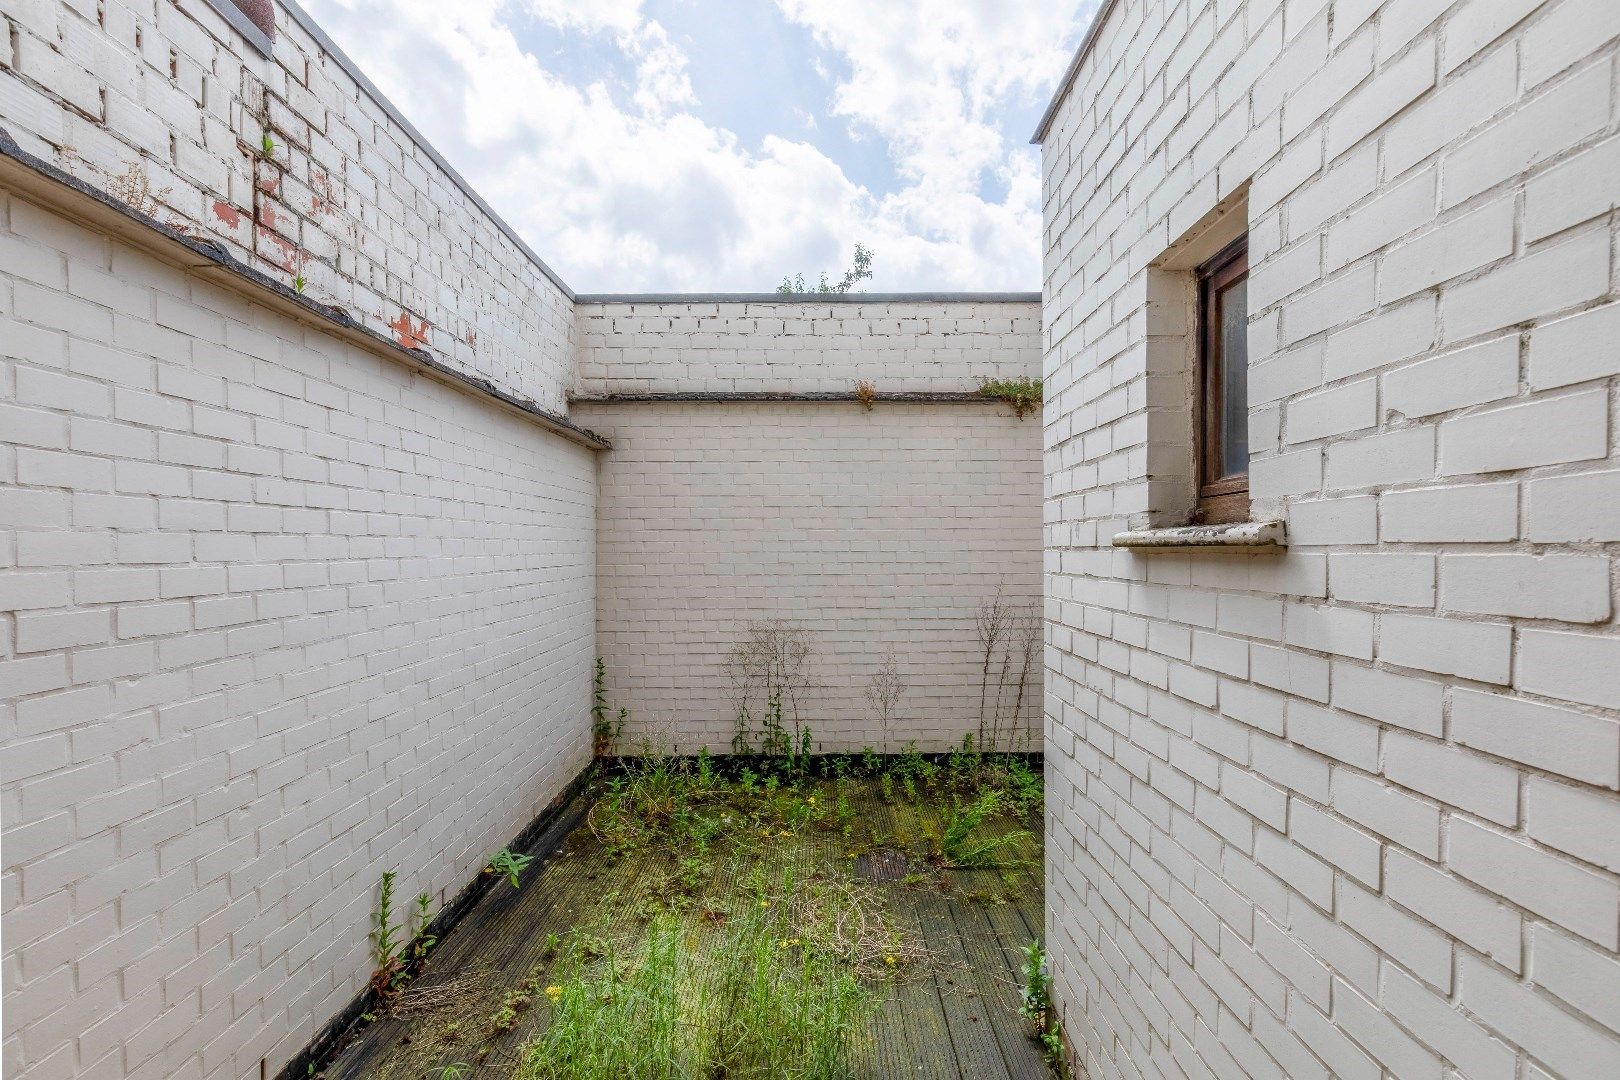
[853,848,915,883]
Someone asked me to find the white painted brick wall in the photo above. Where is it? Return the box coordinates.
[0,191,596,1080]
[574,297,1044,754]
[0,0,575,413]
[576,397,1043,755]
[573,299,1041,397]
[1041,1,1620,1077]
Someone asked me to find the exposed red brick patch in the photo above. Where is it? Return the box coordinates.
[258,174,281,197]
[389,312,430,350]
[211,200,243,227]
[230,0,275,38]
[310,172,338,216]
[259,230,298,272]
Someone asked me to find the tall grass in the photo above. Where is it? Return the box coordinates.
[517,899,868,1080]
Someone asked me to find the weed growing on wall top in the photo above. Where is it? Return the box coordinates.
[979,376,1043,419]
[854,379,877,411]
[778,243,876,294]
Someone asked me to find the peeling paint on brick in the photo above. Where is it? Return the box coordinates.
[389,311,430,350]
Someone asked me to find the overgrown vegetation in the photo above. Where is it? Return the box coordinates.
[778,243,875,295]
[342,627,1051,1077]
[979,376,1043,419]
[342,747,1049,1079]
[518,889,869,1080]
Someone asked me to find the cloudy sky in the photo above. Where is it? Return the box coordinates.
[300,0,1096,292]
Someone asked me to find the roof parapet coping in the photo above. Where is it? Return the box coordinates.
[575,292,1041,304]
[1031,0,1123,145]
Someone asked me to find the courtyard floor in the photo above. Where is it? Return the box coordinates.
[322,761,1052,1079]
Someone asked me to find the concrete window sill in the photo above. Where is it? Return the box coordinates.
[1112,520,1287,551]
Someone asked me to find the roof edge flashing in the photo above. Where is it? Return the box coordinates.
[574,292,1041,304]
[1031,0,1123,145]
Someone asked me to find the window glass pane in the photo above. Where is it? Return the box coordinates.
[1219,276,1248,478]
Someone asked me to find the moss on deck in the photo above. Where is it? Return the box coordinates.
[323,765,1051,1079]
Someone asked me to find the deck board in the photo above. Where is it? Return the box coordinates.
[322,774,1049,1079]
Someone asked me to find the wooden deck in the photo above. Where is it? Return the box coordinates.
[323,775,1051,1079]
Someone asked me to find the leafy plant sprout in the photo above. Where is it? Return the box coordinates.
[591,657,627,757]
[1019,938,1050,1033]
[369,871,437,1000]
[486,848,535,889]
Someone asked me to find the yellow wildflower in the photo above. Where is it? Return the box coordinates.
[884,955,896,967]
[544,985,563,1001]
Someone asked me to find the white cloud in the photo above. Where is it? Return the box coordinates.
[302,0,1092,291]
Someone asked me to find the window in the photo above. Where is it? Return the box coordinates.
[1195,235,1249,524]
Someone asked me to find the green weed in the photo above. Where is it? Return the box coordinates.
[935,790,1031,868]
[369,872,437,999]
[978,376,1043,419]
[486,848,535,889]
[591,657,627,757]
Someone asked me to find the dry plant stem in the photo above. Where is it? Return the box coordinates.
[1012,617,1040,752]
[975,589,1010,752]
[390,971,491,1018]
[864,648,905,746]
[728,620,812,754]
[976,589,1041,755]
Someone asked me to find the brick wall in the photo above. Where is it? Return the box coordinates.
[0,0,575,413]
[577,397,1043,755]
[1041,1,1620,1078]
[577,297,1044,756]
[574,298,1040,396]
[0,190,597,1079]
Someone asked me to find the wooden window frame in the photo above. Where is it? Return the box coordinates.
[1195,235,1251,525]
